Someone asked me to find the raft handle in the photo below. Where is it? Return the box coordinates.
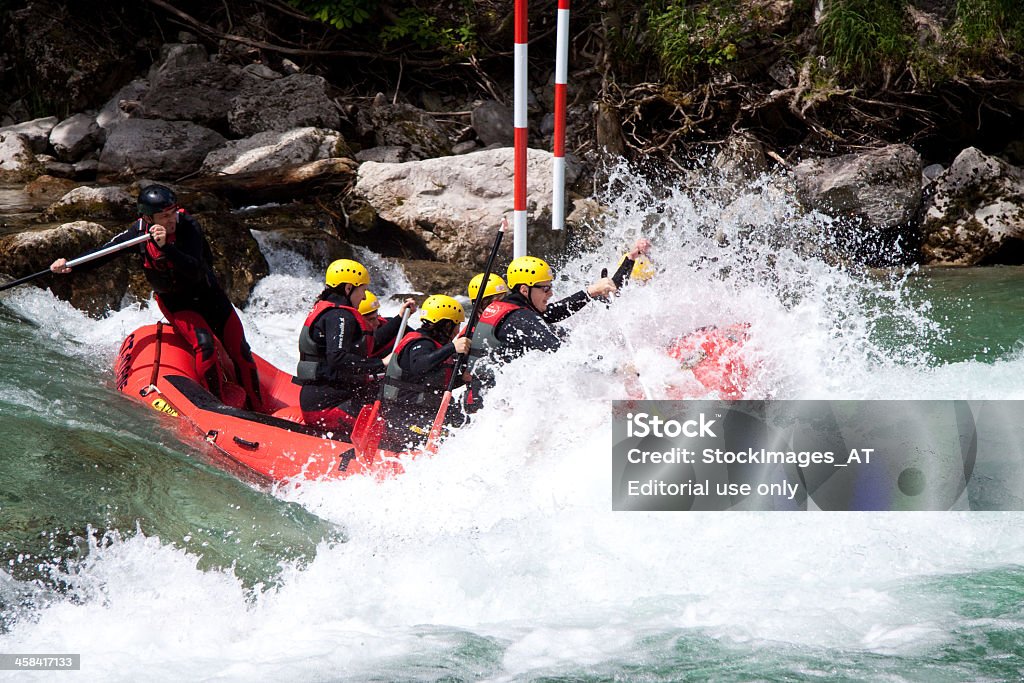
[233,436,259,449]
[205,430,218,443]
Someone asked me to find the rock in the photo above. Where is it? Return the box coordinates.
[397,259,476,297]
[0,133,41,180]
[143,63,246,129]
[354,147,575,268]
[96,80,149,132]
[0,221,129,315]
[471,100,514,147]
[98,119,225,180]
[0,117,59,154]
[452,140,479,155]
[922,163,945,182]
[794,144,922,262]
[921,147,1024,265]
[73,159,99,180]
[712,134,769,183]
[41,160,75,178]
[355,146,408,163]
[43,186,136,222]
[49,112,106,162]
[201,127,348,175]
[228,73,341,136]
[25,175,78,201]
[241,63,282,80]
[147,42,208,83]
[358,101,452,159]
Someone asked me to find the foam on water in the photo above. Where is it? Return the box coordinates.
[2,168,1023,679]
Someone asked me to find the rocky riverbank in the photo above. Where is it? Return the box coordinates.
[1,2,1024,316]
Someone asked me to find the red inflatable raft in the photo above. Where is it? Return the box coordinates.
[114,323,407,485]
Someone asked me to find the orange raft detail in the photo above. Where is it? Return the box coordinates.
[114,323,410,485]
[666,322,753,400]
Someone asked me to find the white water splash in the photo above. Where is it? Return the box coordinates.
[3,166,1024,680]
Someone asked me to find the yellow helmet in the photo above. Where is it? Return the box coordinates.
[619,253,656,282]
[325,259,370,288]
[468,273,509,300]
[420,294,465,325]
[358,290,380,315]
[506,256,554,288]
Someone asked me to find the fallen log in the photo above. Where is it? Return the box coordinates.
[183,158,358,204]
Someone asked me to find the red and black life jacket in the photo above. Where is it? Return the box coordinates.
[296,300,375,382]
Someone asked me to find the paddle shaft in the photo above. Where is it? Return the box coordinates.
[425,217,507,453]
[0,233,152,293]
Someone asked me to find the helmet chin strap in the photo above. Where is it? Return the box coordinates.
[522,285,543,313]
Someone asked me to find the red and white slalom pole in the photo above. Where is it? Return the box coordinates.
[552,0,569,231]
[513,0,528,257]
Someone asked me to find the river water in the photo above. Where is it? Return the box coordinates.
[1,170,1023,681]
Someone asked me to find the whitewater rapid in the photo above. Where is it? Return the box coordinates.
[2,168,1024,681]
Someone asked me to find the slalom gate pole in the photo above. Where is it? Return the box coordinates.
[552,0,569,231]
[513,0,528,257]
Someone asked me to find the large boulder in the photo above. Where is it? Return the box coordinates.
[0,221,130,314]
[49,112,106,162]
[96,80,149,132]
[795,144,922,228]
[142,63,246,129]
[0,133,41,180]
[0,212,268,315]
[147,42,208,83]
[794,144,922,262]
[228,74,341,136]
[354,147,574,268]
[357,99,452,159]
[471,100,514,147]
[42,186,136,222]
[921,147,1024,265]
[0,117,59,154]
[98,119,225,180]
[201,127,348,175]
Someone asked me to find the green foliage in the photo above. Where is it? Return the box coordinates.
[649,1,743,84]
[288,0,374,30]
[950,0,1024,63]
[817,0,910,82]
[379,6,476,55]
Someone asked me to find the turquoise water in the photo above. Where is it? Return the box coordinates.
[2,184,1024,680]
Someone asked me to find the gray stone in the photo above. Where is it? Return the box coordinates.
[0,133,39,177]
[228,73,341,136]
[50,112,106,162]
[147,43,208,82]
[242,63,283,80]
[97,80,150,132]
[921,147,1024,265]
[471,100,514,147]
[143,63,246,128]
[794,144,922,229]
[354,147,576,268]
[452,140,479,155]
[201,127,346,175]
[98,119,225,179]
[0,117,59,153]
[355,146,408,163]
[43,185,136,222]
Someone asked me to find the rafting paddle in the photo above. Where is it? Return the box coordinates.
[351,307,411,458]
[0,233,153,292]
[423,216,507,454]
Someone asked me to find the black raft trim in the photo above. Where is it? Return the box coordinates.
[164,375,345,441]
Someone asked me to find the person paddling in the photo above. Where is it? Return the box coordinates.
[379,294,471,448]
[359,289,418,359]
[295,259,391,435]
[49,184,264,412]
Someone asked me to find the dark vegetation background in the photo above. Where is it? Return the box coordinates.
[1,0,1022,167]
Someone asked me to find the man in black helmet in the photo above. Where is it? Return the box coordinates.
[50,184,264,412]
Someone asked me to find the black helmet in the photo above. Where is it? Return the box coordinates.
[138,184,178,216]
